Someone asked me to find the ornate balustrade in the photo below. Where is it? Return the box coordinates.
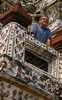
[25,34,59,63]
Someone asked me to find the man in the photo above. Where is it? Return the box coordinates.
[30,15,52,46]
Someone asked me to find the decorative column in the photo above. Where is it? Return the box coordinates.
[0,2,32,62]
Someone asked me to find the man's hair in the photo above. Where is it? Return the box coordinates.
[39,15,49,21]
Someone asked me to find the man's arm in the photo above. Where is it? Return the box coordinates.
[46,29,52,46]
[46,38,51,46]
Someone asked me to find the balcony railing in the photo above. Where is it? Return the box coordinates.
[25,34,59,62]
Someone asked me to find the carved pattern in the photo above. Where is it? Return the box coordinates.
[0,55,61,100]
[0,22,26,62]
[48,19,62,33]
[0,81,39,100]
[45,2,60,23]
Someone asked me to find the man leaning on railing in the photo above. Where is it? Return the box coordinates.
[30,15,52,46]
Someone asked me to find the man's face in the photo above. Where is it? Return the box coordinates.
[39,16,49,27]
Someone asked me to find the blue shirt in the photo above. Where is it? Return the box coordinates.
[30,23,52,43]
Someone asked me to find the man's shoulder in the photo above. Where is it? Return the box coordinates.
[46,27,51,32]
[32,22,39,26]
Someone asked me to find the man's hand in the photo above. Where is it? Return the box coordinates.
[31,32,35,38]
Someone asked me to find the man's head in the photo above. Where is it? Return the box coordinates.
[39,15,49,28]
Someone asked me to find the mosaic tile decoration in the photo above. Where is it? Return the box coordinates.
[48,19,62,33]
[3,0,56,12]
[0,22,26,62]
[45,2,61,23]
[59,56,62,81]
[0,55,62,100]
[51,56,60,78]
[0,81,41,100]
[36,0,56,10]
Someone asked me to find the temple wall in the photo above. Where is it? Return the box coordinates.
[0,22,26,62]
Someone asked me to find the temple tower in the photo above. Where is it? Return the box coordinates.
[0,1,62,100]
